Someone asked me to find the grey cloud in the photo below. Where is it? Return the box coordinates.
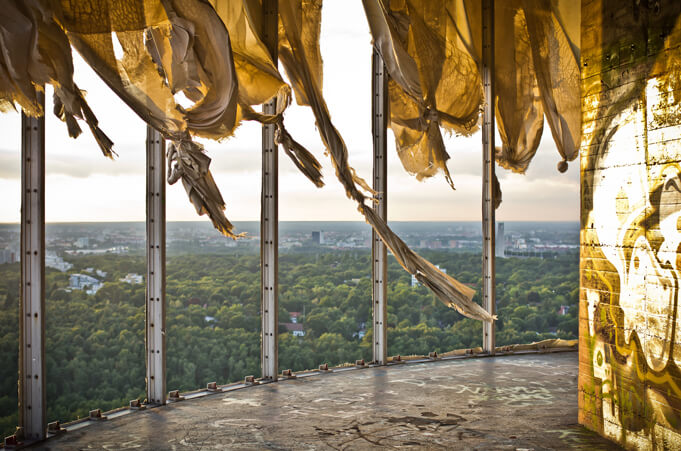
[0,150,19,178]
[0,148,142,179]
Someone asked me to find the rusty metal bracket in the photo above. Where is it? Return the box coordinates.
[89,409,107,421]
[129,399,145,411]
[47,421,66,436]
[167,390,185,402]
[281,369,297,379]
[244,375,260,386]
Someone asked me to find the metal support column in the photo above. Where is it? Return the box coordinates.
[481,0,496,354]
[19,93,46,442]
[146,126,166,405]
[260,0,278,381]
[371,48,388,365]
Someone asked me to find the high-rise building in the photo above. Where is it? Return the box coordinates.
[0,248,16,264]
[311,231,320,244]
[495,222,505,258]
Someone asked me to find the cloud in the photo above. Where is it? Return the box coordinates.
[0,150,19,178]
[0,148,143,179]
[0,0,580,222]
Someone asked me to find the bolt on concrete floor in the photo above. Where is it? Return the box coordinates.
[30,352,621,450]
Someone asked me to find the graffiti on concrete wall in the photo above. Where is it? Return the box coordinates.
[579,0,681,448]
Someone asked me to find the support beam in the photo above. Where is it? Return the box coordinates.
[481,0,496,354]
[146,126,166,405]
[260,0,278,381]
[19,94,46,442]
[371,48,388,365]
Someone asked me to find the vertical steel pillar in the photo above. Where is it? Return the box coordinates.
[260,0,278,381]
[481,0,496,354]
[19,94,46,442]
[371,48,388,365]
[146,126,166,405]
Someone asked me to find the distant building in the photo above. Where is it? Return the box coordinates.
[559,305,570,316]
[45,252,72,272]
[75,237,89,248]
[282,323,305,337]
[120,273,143,285]
[289,312,302,324]
[514,238,527,250]
[496,222,506,258]
[69,273,102,295]
[311,231,321,244]
[0,248,16,264]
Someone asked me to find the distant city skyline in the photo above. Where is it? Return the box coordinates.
[0,220,580,258]
[0,2,578,224]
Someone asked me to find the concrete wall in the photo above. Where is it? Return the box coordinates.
[579,0,681,448]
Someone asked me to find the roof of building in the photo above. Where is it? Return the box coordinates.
[281,323,304,332]
[33,352,617,450]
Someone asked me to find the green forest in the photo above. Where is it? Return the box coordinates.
[0,250,578,437]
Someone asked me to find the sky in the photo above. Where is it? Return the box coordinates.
[0,1,579,224]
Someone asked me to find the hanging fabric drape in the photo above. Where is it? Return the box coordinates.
[0,0,113,158]
[523,0,581,173]
[363,0,482,189]
[5,0,605,322]
[364,0,581,179]
[278,0,489,321]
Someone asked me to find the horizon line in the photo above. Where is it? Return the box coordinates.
[0,219,580,225]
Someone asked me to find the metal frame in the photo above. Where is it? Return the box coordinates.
[481,0,496,354]
[371,48,388,365]
[260,0,279,381]
[19,94,46,442]
[5,8,508,440]
[145,126,166,405]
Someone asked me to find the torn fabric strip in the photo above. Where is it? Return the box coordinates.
[281,0,492,322]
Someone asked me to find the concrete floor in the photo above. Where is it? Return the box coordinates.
[31,352,621,450]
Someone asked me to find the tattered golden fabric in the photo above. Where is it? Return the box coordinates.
[2,0,586,322]
[365,0,581,179]
[0,0,113,158]
[57,0,322,237]
[460,0,544,175]
[523,0,581,173]
[279,0,490,321]
[209,0,325,188]
[363,0,482,189]
[57,0,243,237]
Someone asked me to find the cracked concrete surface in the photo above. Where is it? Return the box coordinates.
[30,352,621,450]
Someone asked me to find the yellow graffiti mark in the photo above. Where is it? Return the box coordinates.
[591,252,681,399]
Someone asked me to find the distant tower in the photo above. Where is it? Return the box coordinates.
[311,231,321,244]
[496,222,505,258]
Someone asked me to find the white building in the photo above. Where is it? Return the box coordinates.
[495,222,506,258]
[69,273,103,295]
[283,323,305,337]
[0,248,17,264]
[45,252,72,272]
[120,273,143,285]
[75,237,89,248]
